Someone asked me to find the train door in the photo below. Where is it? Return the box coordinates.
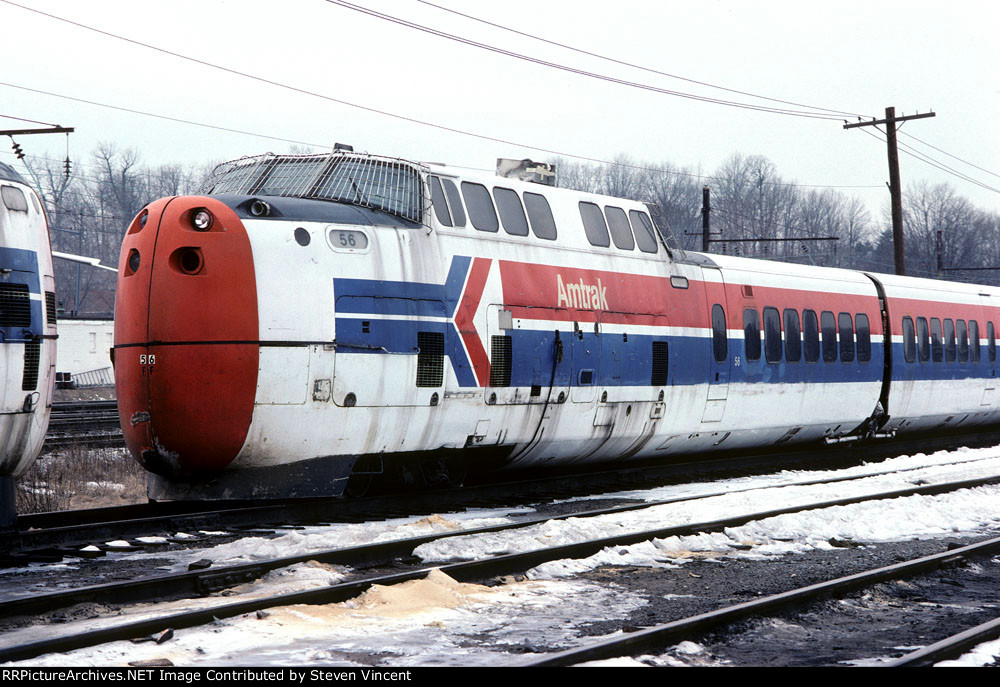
[701,267,731,423]
[571,315,601,403]
[980,294,995,408]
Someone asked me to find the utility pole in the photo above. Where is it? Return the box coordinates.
[844,107,935,276]
[936,230,944,279]
[701,186,711,252]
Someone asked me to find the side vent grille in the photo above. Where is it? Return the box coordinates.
[489,335,512,387]
[416,331,445,387]
[651,341,669,386]
[22,341,40,390]
[0,283,31,327]
[45,291,57,324]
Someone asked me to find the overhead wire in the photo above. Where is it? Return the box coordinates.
[414,0,868,119]
[0,113,64,127]
[0,0,930,193]
[322,0,849,121]
[898,131,1000,181]
[854,127,1000,195]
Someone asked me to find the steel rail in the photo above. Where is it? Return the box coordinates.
[2,475,999,662]
[9,435,999,558]
[4,471,999,616]
[4,470,999,617]
[887,616,1000,667]
[521,534,1000,666]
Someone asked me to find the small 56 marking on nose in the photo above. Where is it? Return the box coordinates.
[139,353,156,376]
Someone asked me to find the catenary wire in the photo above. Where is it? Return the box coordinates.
[414,0,869,119]
[323,0,847,121]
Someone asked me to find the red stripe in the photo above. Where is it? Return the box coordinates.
[498,260,884,333]
[456,257,492,386]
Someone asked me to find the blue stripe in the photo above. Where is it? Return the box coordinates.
[889,342,1000,382]
[0,247,42,342]
[333,256,470,318]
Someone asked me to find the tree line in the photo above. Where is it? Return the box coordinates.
[21,144,1000,315]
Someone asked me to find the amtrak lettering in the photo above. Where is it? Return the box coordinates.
[556,274,609,311]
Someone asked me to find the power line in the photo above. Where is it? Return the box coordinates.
[323,0,847,121]
[899,131,1000,181]
[855,126,1000,195]
[0,112,63,127]
[415,0,868,119]
[0,81,327,149]
[0,1,887,190]
[0,81,878,192]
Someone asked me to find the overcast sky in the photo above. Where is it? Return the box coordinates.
[2,0,998,218]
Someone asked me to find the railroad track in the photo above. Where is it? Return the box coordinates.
[524,534,1000,667]
[5,442,999,561]
[2,465,999,664]
[44,400,122,449]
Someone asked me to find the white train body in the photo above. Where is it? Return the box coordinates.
[113,152,1000,500]
[0,162,56,517]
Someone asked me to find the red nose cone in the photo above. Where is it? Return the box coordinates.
[115,197,259,476]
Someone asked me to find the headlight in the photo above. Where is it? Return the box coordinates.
[191,208,214,231]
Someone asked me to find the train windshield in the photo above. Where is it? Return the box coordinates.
[202,153,425,224]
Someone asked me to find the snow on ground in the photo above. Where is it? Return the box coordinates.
[6,444,1000,666]
[935,636,1000,667]
[414,448,1000,577]
[10,571,645,667]
[145,507,535,572]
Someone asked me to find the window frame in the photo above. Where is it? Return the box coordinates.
[579,201,610,247]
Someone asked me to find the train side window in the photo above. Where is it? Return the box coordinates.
[783,309,801,363]
[629,210,659,254]
[493,187,529,237]
[970,320,980,362]
[856,313,871,363]
[917,317,930,362]
[957,319,969,363]
[442,179,466,227]
[1,185,28,212]
[416,332,445,387]
[651,340,668,385]
[461,182,499,232]
[902,317,916,363]
[579,201,610,247]
[989,322,996,362]
[838,312,855,363]
[764,306,782,363]
[944,318,956,362]
[711,304,727,363]
[429,176,453,227]
[930,318,943,362]
[821,311,837,362]
[743,308,761,361]
[605,205,635,251]
[803,309,819,362]
[523,192,557,240]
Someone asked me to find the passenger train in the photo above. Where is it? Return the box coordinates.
[0,161,56,524]
[113,150,1000,501]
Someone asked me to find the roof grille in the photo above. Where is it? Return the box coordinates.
[200,152,427,224]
